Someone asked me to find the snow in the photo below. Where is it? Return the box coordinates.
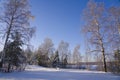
[0,65,120,80]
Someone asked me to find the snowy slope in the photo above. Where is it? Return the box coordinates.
[0,65,120,80]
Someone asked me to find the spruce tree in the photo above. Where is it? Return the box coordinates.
[52,51,60,67]
[5,32,26,72]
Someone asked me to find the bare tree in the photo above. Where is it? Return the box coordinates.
[0,0,35,68]
[37,38,54,67]
[108,6,120,50]
[82,0,108,72]
[72,45,81,64]
[58,40,69,63]
[108,6,120,73]
[39,38,54,56]
[109,6,120,34]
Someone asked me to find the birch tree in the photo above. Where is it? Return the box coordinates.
[72,45,81,64]
[83,0,108,72]
[39,38,54,56]
[37,38,54,67]
[58,40,69,62]
[0,0,35,68]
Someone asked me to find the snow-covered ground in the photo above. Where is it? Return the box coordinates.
[0,65,120,80]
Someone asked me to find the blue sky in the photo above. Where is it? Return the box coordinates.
[29,0,120,54]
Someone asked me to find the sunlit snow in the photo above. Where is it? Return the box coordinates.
[0,65,120,80]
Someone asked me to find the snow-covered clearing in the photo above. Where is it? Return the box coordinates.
[0,65,120,80]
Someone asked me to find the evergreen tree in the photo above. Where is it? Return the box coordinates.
[52,51,60,67]
[5,32,26,72]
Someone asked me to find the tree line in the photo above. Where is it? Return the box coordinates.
[24,38,82,68]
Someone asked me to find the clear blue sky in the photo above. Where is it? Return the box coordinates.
[29,0,120,54]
